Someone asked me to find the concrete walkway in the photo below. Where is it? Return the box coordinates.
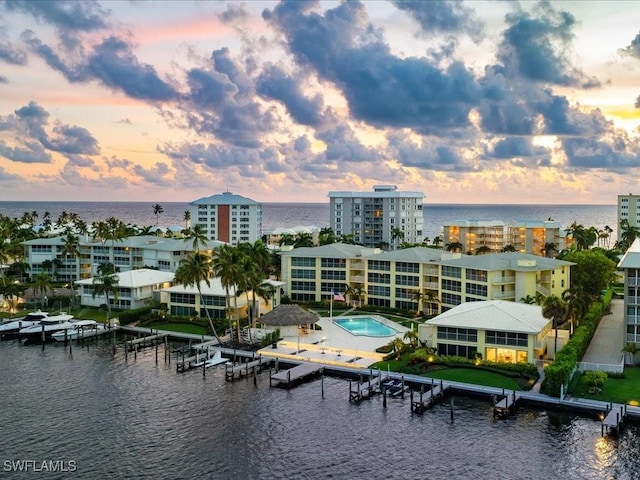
[581,298,625,366]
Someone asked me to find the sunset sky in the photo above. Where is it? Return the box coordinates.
[1,0,640,204]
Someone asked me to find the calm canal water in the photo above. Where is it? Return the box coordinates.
[0,339,638,479]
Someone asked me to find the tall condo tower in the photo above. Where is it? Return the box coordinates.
[328,185,424,248]
[190,191,262,244]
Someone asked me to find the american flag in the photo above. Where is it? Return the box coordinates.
[333,291,345,302]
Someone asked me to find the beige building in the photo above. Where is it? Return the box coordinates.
[618,193,640,242]
[617,238,640,356]
[418,300,554,364]
[280,244,573,313]
[442,220,568,256]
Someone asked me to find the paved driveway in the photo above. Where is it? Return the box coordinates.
[581,298,625,365]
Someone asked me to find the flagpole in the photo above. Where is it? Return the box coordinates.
[330,293,333,320]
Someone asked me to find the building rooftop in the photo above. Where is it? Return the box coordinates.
[440,252,573,271]
[279,243,379,258]
[426,300,550,333]
[618,238,640,268]
[75,268,175,288]
[190,191,260,206]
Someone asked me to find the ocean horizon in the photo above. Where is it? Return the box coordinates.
[0,201,620,244]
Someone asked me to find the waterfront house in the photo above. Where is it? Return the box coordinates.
[75,268,175,310]
[417,300,558,364]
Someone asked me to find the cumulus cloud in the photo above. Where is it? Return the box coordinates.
[4,0,110,32]
[496,2,600,88]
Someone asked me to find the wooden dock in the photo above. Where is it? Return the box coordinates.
[225,356,271,381]
[493,390,519,418]
[270,363,323,388]
[126,333,169,351]
[348,373,386,402]
[602,403,627,435]
[410,380,448,414]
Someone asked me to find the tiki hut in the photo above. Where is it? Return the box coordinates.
[259,304,319,338]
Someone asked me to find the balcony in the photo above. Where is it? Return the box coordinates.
[492,290,515,299]
[492,276,515,284]
[424,281,438,290]
[536,285,550,297]
[626,334,640,344]
[349,275,365,283]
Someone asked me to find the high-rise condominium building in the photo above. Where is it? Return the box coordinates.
[190,191,262,243]
[618,194,640,242]
[328,185,424,248]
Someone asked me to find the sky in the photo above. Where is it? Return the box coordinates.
[1,1,640,205]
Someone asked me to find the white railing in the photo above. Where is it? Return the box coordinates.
[577,356,625,374]
[491,276,515,284]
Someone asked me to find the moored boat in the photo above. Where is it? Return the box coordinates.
[51,320,109,342]
[18,313,76,342]
[0,311,59,338]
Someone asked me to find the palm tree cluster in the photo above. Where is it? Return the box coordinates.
[174,240,274,345]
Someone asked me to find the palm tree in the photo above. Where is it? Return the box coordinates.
[278,233,295,247]
[183,210,191,230]
[619,218,640,251]
[432,236,443,248]
[562,286,587,335]
[0,277,26,313]
[603,225,613,249]
[61,232,80,281]
[318,227,336,245]
[339,233,356,245]
[153,203,164,228]
[184,224,209,253]
[104,217,127,265]
[622,343,639,365]
[501,244,516,253]
[345,284,366,308]
[403,329,419,350]
[476,245,492,255]
[32,271,54,308]
[542,295,567,358]
[174,252,221,344]
[389,337,405,360]
[293,233,314,248]
[213,244,243,342]
[92,263,120,325]
[543,242,558,258]
[445,241,463,253]
[423,290,441,317]
[391,227,404,250]
[409,289,423,315]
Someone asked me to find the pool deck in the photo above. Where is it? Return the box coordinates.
[258,315,409,368]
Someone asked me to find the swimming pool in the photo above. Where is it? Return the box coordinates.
[334,317,398,337]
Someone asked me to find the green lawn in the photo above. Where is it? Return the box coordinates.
[571,367,640,405]
[151,323,209,335]
[424,368,522,390]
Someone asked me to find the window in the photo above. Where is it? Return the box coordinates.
[291,257,315,267]
[368,260,391,271]
[292,269,316,279]
[170,293,196,304]
[321,258,346,268]
[368,272,391,284]
[442,266,462,278]
[291,281,316,291]
[442,279,462,292]
[466,269,487,282]
[321,270,346,280]
[396,274,419,286]
[437,327,478,342]
[485,330,528,347]
[396,262,419,273]
[368,285,391,297]
[466,283,487,297]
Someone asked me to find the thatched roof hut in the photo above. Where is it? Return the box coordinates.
[259,304,319,327]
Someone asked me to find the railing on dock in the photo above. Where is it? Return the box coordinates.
[410,380,448,414]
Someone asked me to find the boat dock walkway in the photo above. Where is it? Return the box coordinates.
[602,403,628,434]
[348,372,387,402]
[270,363,324,388]
[493,390,520,418]
[410,380,449,414]
[225,356,271,381]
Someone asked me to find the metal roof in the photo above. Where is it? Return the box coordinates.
[618,238,640,268]
[426,300,550,333]
[189,191,260,206]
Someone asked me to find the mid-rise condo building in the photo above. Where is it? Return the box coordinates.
[328,185,424,248]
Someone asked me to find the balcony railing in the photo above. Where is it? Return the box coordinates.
[626,334,640,344]
[492,276,515,284]
[627,315,640,325]
[492,291,515,299]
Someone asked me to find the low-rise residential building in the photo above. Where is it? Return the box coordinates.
[23,235,225,281]
[280,245,573,312]
[75,269,175,310]
[417,300,555,364]
[442,220,568,256]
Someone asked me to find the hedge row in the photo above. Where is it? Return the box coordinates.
[540,290,612,397]
[117,306,153,325]
[406,349,539,377]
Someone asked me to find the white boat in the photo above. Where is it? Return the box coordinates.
[193,349,227,368]
[51,320,109,342]
[19,313,76,341]
[0,311,60,337]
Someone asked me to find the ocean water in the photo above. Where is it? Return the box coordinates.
[0,340,638,480]
[0,201,619,244]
